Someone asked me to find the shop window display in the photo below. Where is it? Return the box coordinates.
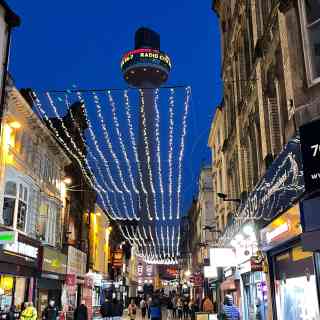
[242,272,268,320]
[0,276,14,311]
[274,246,320,320]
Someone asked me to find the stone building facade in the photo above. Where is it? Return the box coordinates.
[210,0,320,233]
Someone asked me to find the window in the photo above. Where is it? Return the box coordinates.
[38,197,60,246]
[2,180,28,232]
[300,0,320,84]
[16,183,28,231]
[2,181,17,226]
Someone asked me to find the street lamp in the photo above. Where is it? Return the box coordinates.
[217,192,241,203]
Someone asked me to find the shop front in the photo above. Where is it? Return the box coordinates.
[66,246,87,311]
[217,138,306,319]
[260,204,320,319]
[238,258,268,320]
[220,268,241,309]
[38,246,67,315]
[0,230,40,311]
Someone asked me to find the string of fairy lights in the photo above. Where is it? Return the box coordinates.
[139,89,158,221]
[33,86,191,264]
[168,89,175,220]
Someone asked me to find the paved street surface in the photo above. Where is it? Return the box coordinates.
[123,308,171,319]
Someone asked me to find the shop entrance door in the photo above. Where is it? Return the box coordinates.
[273,245,320,320]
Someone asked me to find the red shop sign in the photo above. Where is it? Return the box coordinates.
[65,274,76,286]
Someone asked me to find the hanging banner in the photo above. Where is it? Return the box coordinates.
[220,138,304,244]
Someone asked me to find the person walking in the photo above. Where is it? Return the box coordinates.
[172,296,177,319]
[188,299,198,320]
[111,299,123,320]
[167,297,173,319]
[177,298,183,320]
[140,297,147,319]
[20,302,37,320]
[149,299,161,320]
[183,299,189,319]
[128,299,137,320]
[202,296,214,313]
[100,297,113,320]
[42,300,58,320]
[219,295,240,320]
[74,301,88,320]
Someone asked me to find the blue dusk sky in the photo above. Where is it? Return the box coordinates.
[7,1,222,217]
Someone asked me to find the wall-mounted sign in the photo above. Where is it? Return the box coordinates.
[250,255,264,272]
[67,246,87,277]
[112,249,123,267]
[220,138,304,245]
[260,204,302,249]
[210,248,236,267]
[4,240,38,259]
[137,263,143,276]
[0,231,17,245]
[42,247,67,275]
[190,273,203,286]
[146,265,153,276]
[300,119,320,193]
[65,274,76,286]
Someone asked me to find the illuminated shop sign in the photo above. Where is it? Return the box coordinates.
[4,240,38,259]
[121,48,171,71]
[260,204,302,249]
[220,138,304,244]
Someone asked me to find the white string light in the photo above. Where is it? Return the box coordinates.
[160,225,165,257]
[176,87,191,219]
[92,92,136,220]
[73,90,130,221]
[166,225,170,257]
[168,89,175,220]
[106,91,141,217]
[123,90,152,219]
[171,225,175,258]
[154,89,165,221]
[176,225,181,257]
[49,94,119,222]
[32,91,116,221]
[139,89,158,220]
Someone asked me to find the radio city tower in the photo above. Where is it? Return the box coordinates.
[121,28,171,222]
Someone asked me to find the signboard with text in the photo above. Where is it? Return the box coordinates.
[300,119,320,193]
[260,204,302,249]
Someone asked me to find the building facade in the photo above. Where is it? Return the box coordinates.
[0,80,71,312]
[210,0,320,319]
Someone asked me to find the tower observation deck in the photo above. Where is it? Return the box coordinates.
[120,28,171,225]
[121,27,171,88]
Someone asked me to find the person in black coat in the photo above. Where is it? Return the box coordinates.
[42,300,59,320]
[100,298,113,319]
[74,301,88,320]
[112,299,123,320]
